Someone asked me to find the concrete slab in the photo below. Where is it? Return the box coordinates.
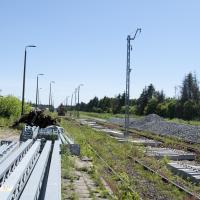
[168,161,200,183]
[100,128,124,138]
[146,147,195,160]
[130,138,162,147]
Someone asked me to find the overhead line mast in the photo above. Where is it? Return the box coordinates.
[125,28,141,137]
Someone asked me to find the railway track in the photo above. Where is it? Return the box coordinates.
[95,119,200,157]
[86,141,200,200]
[128,156,200,200]
[74,118,200,199]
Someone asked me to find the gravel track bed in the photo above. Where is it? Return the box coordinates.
[108,114,200,144]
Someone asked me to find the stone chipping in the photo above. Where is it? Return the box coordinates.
[108,114,200,143]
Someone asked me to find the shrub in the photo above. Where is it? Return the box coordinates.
[0,95,30,118]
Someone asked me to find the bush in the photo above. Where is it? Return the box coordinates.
[144,98,158,115]
[156,102,168,117]
[0,96,30,118]
[183,100,198,120]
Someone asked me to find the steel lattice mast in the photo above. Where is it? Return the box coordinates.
[125,28,141,137]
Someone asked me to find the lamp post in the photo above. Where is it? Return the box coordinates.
[21,45,36,115]
[70,93,73,116]
[49,81,55,111]
[77,84,83,117]
[36,73,44,109]
[65,96,70,107]
[74,88,78,117]
[125,28,141,137]
[65,96,70,114]
[38,88,42,106]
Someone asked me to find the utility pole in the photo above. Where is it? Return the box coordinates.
[77,84,83,118]
[125,28,141,137]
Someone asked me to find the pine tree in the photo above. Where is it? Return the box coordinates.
[181,72,200,102]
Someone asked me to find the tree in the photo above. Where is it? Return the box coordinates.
[136,84,158,115]
[144,98,158,115]
[156,102,168,117]
[183,100,198,120]
[136,87,148,115]
[166,99,177,119]
[98,96,111,112]
[181,72,200,103]
[155,90,165,103]
[86,97,99,112]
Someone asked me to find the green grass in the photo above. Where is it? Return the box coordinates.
[60,118,193,200]
[79,111,140,120]
[0,116,20,127]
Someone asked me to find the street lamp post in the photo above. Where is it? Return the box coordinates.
[74,88,78,117]
[38,88,42,106]
[124,28,141,137]
[21,45,36,116]
[65,96,70,107]
[49,81,55,111]
[70,93,73,116]
[77,84,84,117]
[36,73,44,109]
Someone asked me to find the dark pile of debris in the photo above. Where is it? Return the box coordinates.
[12,110,59,128]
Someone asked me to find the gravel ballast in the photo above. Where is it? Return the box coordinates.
[108,114,200,143]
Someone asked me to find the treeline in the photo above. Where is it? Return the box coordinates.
[79,72,200,120]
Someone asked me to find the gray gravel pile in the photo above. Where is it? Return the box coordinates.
[108,114,200,143]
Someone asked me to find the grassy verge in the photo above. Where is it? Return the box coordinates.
[61,118,194,200]
[0,116,16,127]
[79,111,140,120]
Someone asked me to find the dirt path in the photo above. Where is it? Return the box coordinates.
[0,128,19,141]
[62,157,112,200]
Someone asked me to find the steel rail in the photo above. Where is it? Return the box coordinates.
[0,142,19,164]
[75,119,200,199]
[0,144,8,154]
[128,156,200,200]
[0,140,40,200]
[44,141,61,200]
[87,140,200,200]
[59,132,66,144]
[19,141,52,200]
[0,139,33,184]
[86,143,137,196]
[94,120,200,156]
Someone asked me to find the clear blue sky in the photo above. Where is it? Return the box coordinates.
[0,0,200,106]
